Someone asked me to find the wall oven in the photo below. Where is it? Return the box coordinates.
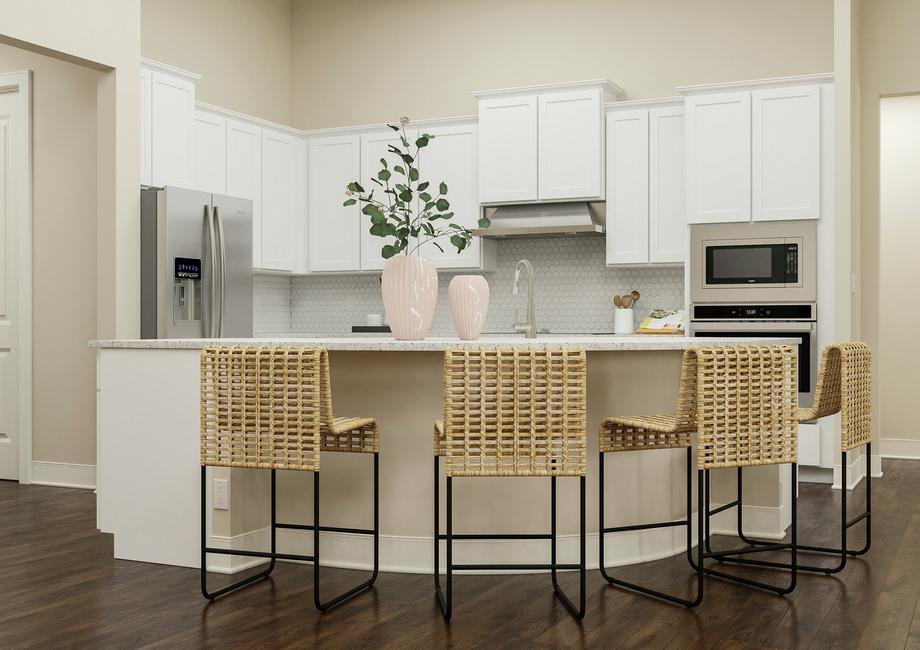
[690,221,816,304]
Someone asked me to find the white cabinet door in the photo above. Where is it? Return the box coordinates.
[478,95,538,203]
[751,85,820,221]
[192,110,226,194]
[419,123,481,269]
[140,67,152,186]
[539,89,603,200]
[150,70,195,188]
[605,110,649,265]
[308,135,361,272]
[359,130,415,271]
[261,129,301,272]
[226,119,262,268]
[685,92,751,224]
[648,106,685,264]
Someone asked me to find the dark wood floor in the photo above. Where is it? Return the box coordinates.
[3,461,919,649]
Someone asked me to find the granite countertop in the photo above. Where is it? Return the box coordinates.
[89,335,799,352]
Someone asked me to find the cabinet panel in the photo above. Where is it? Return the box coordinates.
[685,92,751,224]
[150,71,195,187]
[648,107,685,264]
[140,68,152,186]
[418,123,482,269]
[226,120,262,268]
[308,135,361,272]
[192,110,226,194]
[605,110,649,265]
[752,85,820,221]
[478,96,538,203]
[261,129,301,272]
[539,89,603,200]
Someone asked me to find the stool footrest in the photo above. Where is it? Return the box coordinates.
[203,547,316,563]
[275,522,374,535]
[847,511,870,528]
[453,563,581,571]
[708,500,739,516]
[437,533,552,540]
[705,543,792,559]
[604,519,685,534]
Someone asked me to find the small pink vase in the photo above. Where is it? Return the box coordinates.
[381,255,438,340]
[448,275,490,340]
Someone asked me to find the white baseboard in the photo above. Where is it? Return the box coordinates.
[881,438,920,460]
[30,461,96,489]
[207,503,787,576]
[872,454,884,479]
[799,466,834,484]
[832,452,866,490]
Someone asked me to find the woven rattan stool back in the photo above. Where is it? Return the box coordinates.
[200,346,332,472]
[808,343,872,451]
[695,345,798,470]
[441,347,587,477]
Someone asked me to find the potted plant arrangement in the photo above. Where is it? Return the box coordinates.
[344,117,490,340]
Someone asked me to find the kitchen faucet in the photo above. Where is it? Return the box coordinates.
[512,258,536,338]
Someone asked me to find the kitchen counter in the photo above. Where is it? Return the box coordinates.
[93,336,797,575]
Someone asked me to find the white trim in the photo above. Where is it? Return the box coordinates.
[832,451,867,490]
[300,114,478,139]
[31,461,96,489]
[139,57,201,82]
[872,454,884,478]
[708,502,789,541]
[605,96,683,111]
[0,71,32,484]
[881,438,920,460]
[677,72,834,95]
[195,101,303,138]
[472,78,624,99]
[799,466,834,484]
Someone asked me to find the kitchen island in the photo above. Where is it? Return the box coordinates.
[91,335,797,575]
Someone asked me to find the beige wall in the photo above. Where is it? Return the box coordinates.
[0,45,100,465]
[141,0,292,124]
[290,0,834,129]
[859,0,920,449]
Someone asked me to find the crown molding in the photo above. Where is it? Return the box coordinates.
[677,72,834,95]
[472,78,623,99]
[139,57,201,82]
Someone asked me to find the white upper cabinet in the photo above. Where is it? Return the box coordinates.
[477,95,538,203]
[226,119,262,268]
[605,100,685,267]
[648,105,686,263]
[192,109,227,194]
[685,92,751,224]
[308,135,361,272]
[605,109,649,265]
[140,60,199,188]
[751,85,820,221]
[261,129,301,272]
[539,89,604,200]
[140,67,152,186]
[476,81,620,205]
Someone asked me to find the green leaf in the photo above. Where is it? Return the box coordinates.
[382,244,397,258]
[370,178,383,187]
[369,223,389,237]
[422,222,434,236]
[342,198,357,206]
[394,165,406,175]
[418,181,430,192]
[439,181,448,195]
[432,241,444,253]
[478,216,491,228]
[408,167,419,181]
[378,169,391,181]
[424,201,436,210]
[399,189,413,202]
[419,192,432,202]
[450,235,466,250]
[379,157,388,168]
[438,211,454,221]
[387,124,400,132]
[436,198,450,211]
[401,153,414,164]
[362,204,385,220]
[400,136,409,148]
[415,136,429,148]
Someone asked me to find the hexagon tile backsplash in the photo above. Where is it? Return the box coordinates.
[254,238,685,336]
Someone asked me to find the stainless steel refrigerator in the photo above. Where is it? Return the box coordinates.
[141,186,253,338]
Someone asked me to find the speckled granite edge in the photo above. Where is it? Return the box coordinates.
[89,335,799,352]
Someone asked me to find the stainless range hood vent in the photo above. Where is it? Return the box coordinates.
[473,201,606,239]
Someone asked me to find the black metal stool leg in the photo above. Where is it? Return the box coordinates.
[435,475,452,620]
[551,476,586,620]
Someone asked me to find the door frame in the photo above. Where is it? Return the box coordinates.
[0,70,33,483]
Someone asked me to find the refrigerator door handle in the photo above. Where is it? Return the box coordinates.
[213,205,228,338]
[204,204,219,338]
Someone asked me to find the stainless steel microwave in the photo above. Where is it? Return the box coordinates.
[690,221,816,303]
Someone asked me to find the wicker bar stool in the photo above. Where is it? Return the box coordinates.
[599,345,800,605]
[723,342,872,575]
[433,347,588,621]
[199,346,379,611]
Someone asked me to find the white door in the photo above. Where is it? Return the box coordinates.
[751,85,820,221]
[478,95,538,203]
[539,89,604,200]
[226,119,262,268]
[685,91,751,224]
[150,70,195,188]
[308,135,361,272]
[648,106,685,264]
[261,128,300,272]
[192,110,226,194]
[139,67,152,186]
[359,129,415,271]
[605,109,649,265]
[418,123,481,268]
[0,80,27,480]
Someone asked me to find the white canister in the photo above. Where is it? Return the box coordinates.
[614,308,634,335]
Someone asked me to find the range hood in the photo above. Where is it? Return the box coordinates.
[473,202,606,239]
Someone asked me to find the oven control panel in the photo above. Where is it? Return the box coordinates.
[691,303,816,321]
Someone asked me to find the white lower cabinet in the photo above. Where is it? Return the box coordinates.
[606,101,685,267]
[308,135,361,272]
[261,129,301,272]
[226,119,263,268]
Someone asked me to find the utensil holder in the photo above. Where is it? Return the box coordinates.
[614,308,634,335]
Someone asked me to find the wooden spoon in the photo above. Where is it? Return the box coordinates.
[613,295,623,308]
[630,290,641,303]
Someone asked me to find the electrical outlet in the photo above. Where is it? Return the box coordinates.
[213,478,229,510]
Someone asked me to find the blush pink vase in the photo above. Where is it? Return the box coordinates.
[381,255,439,340]
[448,275,490,340]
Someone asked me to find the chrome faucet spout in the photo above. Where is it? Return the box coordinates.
[511,259,536,339]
